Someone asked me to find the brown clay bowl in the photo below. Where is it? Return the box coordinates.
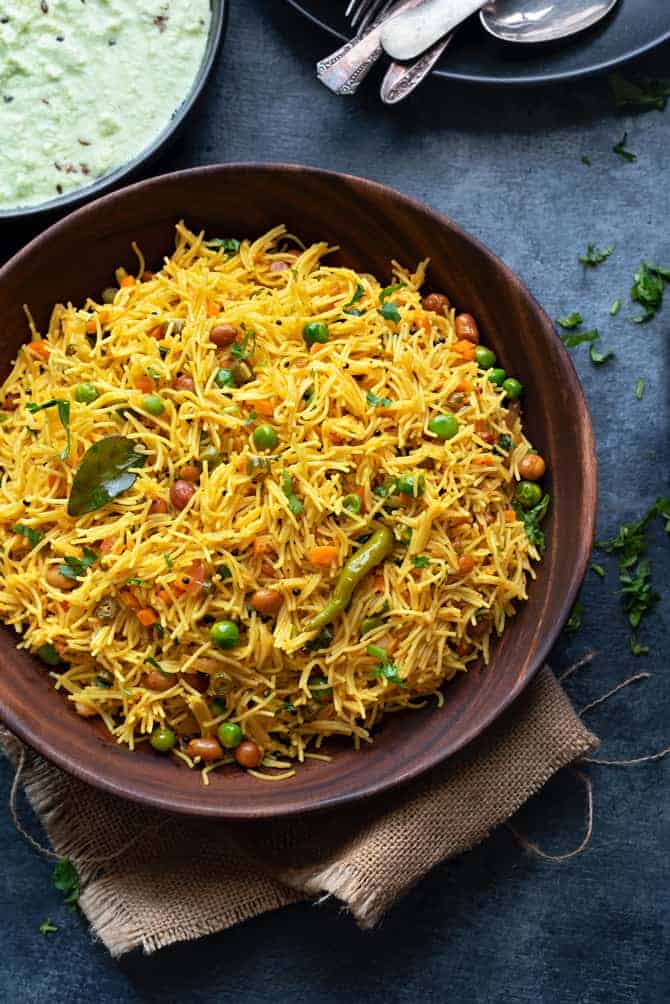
[0,164,597,819]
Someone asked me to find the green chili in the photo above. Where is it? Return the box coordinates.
[305,525,394,633]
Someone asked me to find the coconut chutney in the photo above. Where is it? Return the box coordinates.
[0,0,211,211]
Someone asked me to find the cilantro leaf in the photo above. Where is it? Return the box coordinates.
[366,389,392,408]
[514,494,550,552]
[52,858,80,909]
[205,237,240,257]
[590,563,606,578]
[411,555,430,568]
[561,329,600,348]
[230,330,256,360]
[581,156,591,166]
[163,552,173,569]
[12,524,44,549]
[635,378,645,400]
[565,599,583,634]
[282,470,303,516]
[25,398,71,459]
[344,283,365,309]
[144,656,168,677]
[556,312,583,330]
[630,635,649,657]
[630,262,668,322]
[620,559,658,629]
[610,298,622,316]
[613,131,637,162]
[58,547,98,581]
[378,301,401,324]
[579,245,614,267]
[39,919,59,936]
[497,433,513,453]
[589,343,614,366]
[609,73,670,112]
[379,283,405,303]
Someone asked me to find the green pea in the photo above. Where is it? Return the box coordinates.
[252,424,278,451]
[142,393,165,416]
[210,619,240,649]
[200,444,222,467]
[428,413,459,440]
[395,473,425,497]
[515,481,542,509]
[474,346,497,370]
[212,698,227,717]
[218,721,243,749]
[309,676,332,700]
[342,493,362,515]
[487,368,506,387]
[150,726,176,753]
[502,378,523,400]
[74,382,99,404]
[303,321,329,347]
[215,367,235,388]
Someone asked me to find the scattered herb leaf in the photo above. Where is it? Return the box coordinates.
[163,552,173,569]
[144,656,168,677]
[589,343,614,365]
[514,494,550,552]
[344,283,365,308]
[52,858,80,909]
[205,237,240,257]
[411,555,430,568]
[125,577,145,586]
[630,635,649,657]
[590,563,606,578]
[561,329,600,348]
[379,283,405,303]
[497,433,513,453]
[379,301,401,324]
[282,470,303,516]
[556,312,583,330]
[565,599,583,634]
[613,131,637,162]
[579,244,614,267]
[58,547,98,581]
[609,73,670,112]
[610,298,621,316]
[230,330,256,360]
[39,919,58,936]
[630,261,669,322]
[26,398,71,459]
[581,155,591,166]
[12,524,44,549]
[635,378,645,400]
[366,389,392,408]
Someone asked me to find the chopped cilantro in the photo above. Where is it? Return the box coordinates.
[58,547,98,581]
[26,399,71,460]
[560,329,600,348]
[630,635,649,657]
[497,433,513,453]
[579,244,614,267]
[609,73,670,112]
[343,283,365,313]
[366,389,392,408]
[230,330,256,360]
[379,283,405,303]
[613,131,636,162]
[581,155,591,166]
[565,599,583,634]
[411,555,430,568]
[590,563,606,578]
[282,470,303,516]
[144,656,168,677]
[52,858,80,909]
[514,494,550,552]
[39,919,58,936]
[205,237,240,257]
[163,552,173,569]
[635,378,645,400]
[556,312,583,330]
[12,524,44,549]
[378,300,401,324]
[126,577,145,586]
[589,343,614,366]
[610,298,622,316]
[630,261,669,322]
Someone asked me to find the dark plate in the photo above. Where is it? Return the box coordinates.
[0,164,597,818]
[0,0,228,222]
[285,0,670,86]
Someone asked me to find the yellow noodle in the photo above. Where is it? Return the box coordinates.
[0,223,544,779]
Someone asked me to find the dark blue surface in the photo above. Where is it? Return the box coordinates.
[1,3,669,1000]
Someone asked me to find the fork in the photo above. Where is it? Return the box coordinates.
[317,0,452,102]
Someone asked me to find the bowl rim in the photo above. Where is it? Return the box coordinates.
[0,163,598,817]
[0,0,228,223]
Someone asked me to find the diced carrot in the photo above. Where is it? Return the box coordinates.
[309,545,339,568]
[100,535,116,555]
[148,325,165,340]
[137,607,159,627]
[85,318,97,334]
[119,275,136,288]
[157,589,173,605]
[504,509,517,523]
[253,538,273,558]
[458,555,475,575]
[206,299,219,317]
[473,456,493,466]
[119,589,140,611]
[26,341,50,361]
[456,379,473,393]
[254,399,276,417]
[453,339,477,360]
[134,374,154,393]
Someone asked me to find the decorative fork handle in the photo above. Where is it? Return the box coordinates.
[316,0,427,96]
[379,32,453,104]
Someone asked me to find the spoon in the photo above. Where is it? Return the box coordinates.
[480,0,620,44]
[381,0,619,61]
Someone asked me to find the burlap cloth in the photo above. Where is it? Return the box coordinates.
[1,667,598,957]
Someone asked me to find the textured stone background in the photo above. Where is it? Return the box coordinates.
[1,2,669,1001]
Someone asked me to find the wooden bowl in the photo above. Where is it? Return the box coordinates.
[0,165,597,818]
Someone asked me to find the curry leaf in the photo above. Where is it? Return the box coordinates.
[68,436,147,517]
